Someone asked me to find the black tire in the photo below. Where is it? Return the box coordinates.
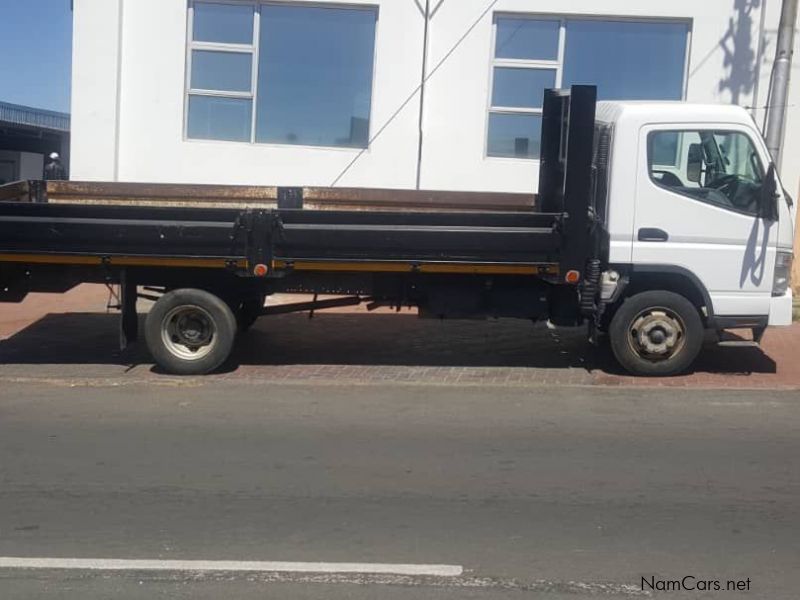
[145,288,237,375]
[609,290,703,377]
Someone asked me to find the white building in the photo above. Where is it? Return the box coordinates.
[0,102,70,184]
[70,0,800,201]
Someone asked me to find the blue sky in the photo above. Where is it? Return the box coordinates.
[0,0,73,113]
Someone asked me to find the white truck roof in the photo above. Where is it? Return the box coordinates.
[596,101,757,128]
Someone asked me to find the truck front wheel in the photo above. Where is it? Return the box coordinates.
[609,290,703,377]
[145,288,237,375]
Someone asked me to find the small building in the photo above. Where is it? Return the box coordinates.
[70,0,800,199]
[0,101,70,184]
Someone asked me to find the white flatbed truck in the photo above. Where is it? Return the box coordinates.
[0,86,794,376]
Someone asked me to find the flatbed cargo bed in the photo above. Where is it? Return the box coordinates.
[0,180,536,212]
[0,86,607,376]
[0,197,560,276]
[0,86,600,284]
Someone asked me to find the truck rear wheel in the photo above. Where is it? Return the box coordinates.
[609,291,703,377]
[145,288,237,375]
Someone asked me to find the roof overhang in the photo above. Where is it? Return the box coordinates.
[0,101,70,133]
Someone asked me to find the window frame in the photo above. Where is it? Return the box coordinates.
[184,0,379,149]
[486,13,692,162]
[486,14,563,161]
[646,128,765,218]
[185,1,259,143]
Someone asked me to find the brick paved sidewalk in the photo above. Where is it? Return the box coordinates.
[0,284,798,389]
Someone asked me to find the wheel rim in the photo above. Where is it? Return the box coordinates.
[626,307,687,363]
[161,305,217,361]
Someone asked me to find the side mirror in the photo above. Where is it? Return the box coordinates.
[686,144,704,183]
[759,163,779,221]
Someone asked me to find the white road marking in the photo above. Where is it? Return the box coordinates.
[0,557,463,577]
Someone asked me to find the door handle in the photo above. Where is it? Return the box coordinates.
[638,228,669,242]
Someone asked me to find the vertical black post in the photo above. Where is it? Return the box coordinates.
[244,210,275,276]
[538,89,567,213]
[277,187,303,209]
[559,85,597,281]
[119,270,138,350]
[28,180,46,203]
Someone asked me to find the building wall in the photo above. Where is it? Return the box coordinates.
[71,0,800,198]
[0,151,19,184]
[70,0,123,181]
[0,151,45,183]
[19,152,44,180]
[72,0,424,189]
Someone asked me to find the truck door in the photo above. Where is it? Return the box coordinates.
[633,126,777,317]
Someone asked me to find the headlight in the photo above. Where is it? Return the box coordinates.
[773,252,793,296]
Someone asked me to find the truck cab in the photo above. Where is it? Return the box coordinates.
[593,101,795,372]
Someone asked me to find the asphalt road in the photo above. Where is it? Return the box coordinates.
[0,379,798,598]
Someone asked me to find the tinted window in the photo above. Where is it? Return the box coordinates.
[193,2,254,45]
[191,50,252,92]
[492,68,556,109]
[255,5,377,148]
[487,113,542,159]
[187,96,252,142]
[652,131,680,166]
[487,17,688,160]
[562,20,688,101]
[187,2,377,146]
[495,18,560,61]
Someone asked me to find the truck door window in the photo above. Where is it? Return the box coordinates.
[648,130,764,215]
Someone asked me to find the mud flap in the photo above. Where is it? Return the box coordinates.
[119,271,139,350]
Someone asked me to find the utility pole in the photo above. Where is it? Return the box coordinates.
[415,0,431,190]
[764,0,799,165]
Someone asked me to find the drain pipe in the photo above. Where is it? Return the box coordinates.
[764,0,799,165]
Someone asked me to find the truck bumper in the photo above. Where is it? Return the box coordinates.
[769,289,794,326]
